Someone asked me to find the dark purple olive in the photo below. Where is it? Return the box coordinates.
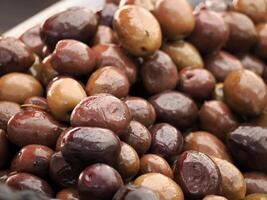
[56,188,79,200]
[55,127,73,152]
[239,54,266,76]
[98,3,118,27]
[0,101,21,130]
[244,172,267,195]
[22,96,49,112]
[0,129,9,169]
[78,163,123,200]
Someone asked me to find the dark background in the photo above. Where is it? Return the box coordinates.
[0,0,57,34]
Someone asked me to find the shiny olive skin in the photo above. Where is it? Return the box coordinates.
[78,163,123,200]
[47,77,87,122]
[203,195,228,200]
[62,127,121,167]
[244,172,267,194]
[212,157,246,200]
[121,121,151,155]
[86,66,130,98]
[134,173,184,200]
[19,25,45,57]
[11,145,54,178]
[227,126,267,172]
[199,100,238,141]
[149,91,198,129]
[0,37,35,75]
[184,131,232,162]
[223,11,256,52]
[92,25,118,45]
[149,123,183,159]
[40,7,98,48]
[0,129,9,169]
[6,173,53,197]
[141,51,178,94]
[212,83,225,102]
[56,188,79,200]
[113,5,162,56]
[162,40,204,69]
[22,96,49,112]
[245,194,267,200]
[189,9,229,55]
[153,0,195,40]
[113,184,161,200]
[98,3,118,27]
[71,94,131,135]
[50,39,96,76]
[0,73,43,104]
[0,101,21,130]
[205,51,243,82]
[49,152,81,188]
[139,154,173,178]
[255,24,267,60]
[173,151,221,199]
[55,127,73,152]
[119,0,156,11]
[239,54,266,76]
[7,109,64,147]
[224,70,267,116]
[0,170,10,183]
[179,68,216,100]
[123,97,156,127]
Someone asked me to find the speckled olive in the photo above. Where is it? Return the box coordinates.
[141,51,178,94]
[239,54,266,76]
[0,101,21,130]
[78,163,123,200]
[0,129,8,169]
[120,121,151,155]
[188,9,229,55]
[134,173,184,200]
[153,0,195,40]
[255,24,267,60]
[0,37,35,74]
[173,151,221,199]
[47,77,87,122]
[227,126,267,172]
[203,195,228,200]
[199,100,238,141]
[22,96,49,112]
[7,109,64,147]
[113,5,162,56]
[205,51,243,82]
[123,97,156,127]
[92,25,118,45]
[50,39,96,76]
[179,68,216,100]
[0,73,43,104]
[149,123,183,159]
[224,69,267,116]
[212,157,246,200]
[149,91,198,129]
[6,172,53,197]
[40,7,98,48]
[0,170,10,183]
[162,40,204,69]
[244,172,267,194]
[245,194,267,200]
[212,83,225,102]
[119,0,156,11]
[86,66,130,98]
[11,145,54,178]
[71,94,131,135]
[98,3,118,27]
[116,142,140,182]
[56,188,79,200]
[61,127,121,167]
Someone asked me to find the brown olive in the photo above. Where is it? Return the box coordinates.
[184,131,232,162]
[40,7,98,48]
[188,9,229,55]
[239,54,266,76]
[121,121,151,155]
[50,39,96,76]
[244,172,267,194]
[55,127,73,152]
[141,51,178,94]
[56,188,79,200]
[0,73,43,104]
[22,96,49,112]
[98,3,118,27]
[212,83,225,102]
[47,77,87,122]
[173,151,221,199]
[204,51,243,82]
[139,154,173,178]
[133,173,184,200]
[0,170,10,183]
[7,109,64,147]
[153,0,195,40]
[212,157,246,200]
[199,100,238,141]
[224,69,267,116]
[116,142,140,182]
[113,5,162,56]
[71,94,131,135]
[0,101,21,130]
[203,195,228,200]
[86,66,130,98]
[123,97,156,127]
[119,0,156,11]
[92,25,118,45]
[0,129,9,169]
[149,91,198,129]
[255,24,267,60]
[162,40,204,69]
[223,11,257,52]
[245,194,267,200]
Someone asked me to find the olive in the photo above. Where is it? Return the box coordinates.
[113,5,162,56]
[22,96,49,112]
[212,83,225,102]
[255,24,267,60]
[0,101,21,130]
[78,163,123,200]
[0,129,9,169]
[92,25,118,45]
[56,188,79,200]
[98,3,118,27]
[55,127,73,152]
[119,0,156,11]
[0,73,43,104]
[245,194,267,200]
[244,172,267,194]
[239,54,266,76]
[203,195,228,200]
